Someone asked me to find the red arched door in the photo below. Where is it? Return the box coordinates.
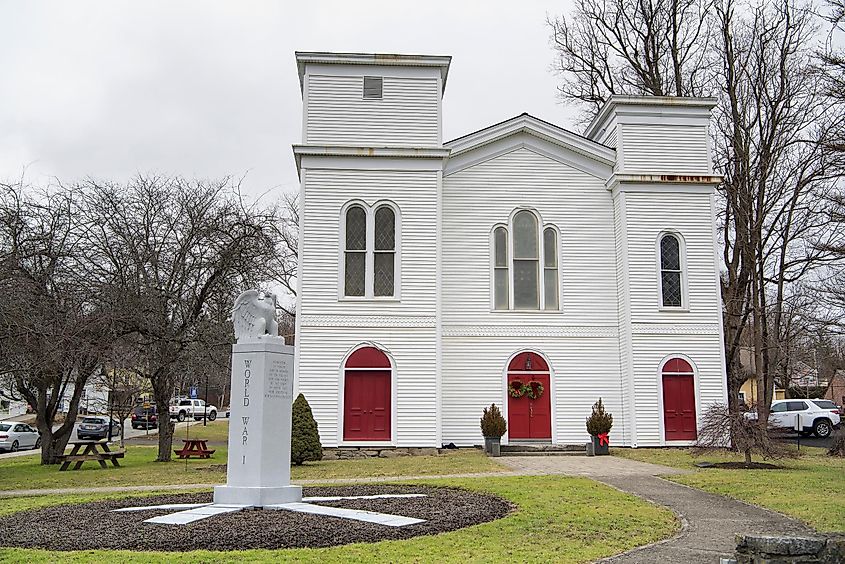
[662,358,697,441]
[344,347,391,441]
[507,352,552,440]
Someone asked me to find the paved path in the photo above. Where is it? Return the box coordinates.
[500,456,815,563]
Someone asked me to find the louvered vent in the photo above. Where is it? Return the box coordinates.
[363,76,383,99]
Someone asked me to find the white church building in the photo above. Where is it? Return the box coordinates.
[293,51,728,449]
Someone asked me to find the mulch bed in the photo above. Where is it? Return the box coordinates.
[699,461,783,470]
[0,484,513,552]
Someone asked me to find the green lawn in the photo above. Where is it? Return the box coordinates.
[127,419,232,444]
[615,447,845,532]
[0,446,506,491]
[0,475,677,563]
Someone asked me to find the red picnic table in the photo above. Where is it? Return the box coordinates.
[174,438,215,459]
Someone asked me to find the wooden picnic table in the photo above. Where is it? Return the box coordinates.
[58,440,125,471]
[174,438,215,459]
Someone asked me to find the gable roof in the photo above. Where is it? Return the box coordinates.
[445,113,616,166]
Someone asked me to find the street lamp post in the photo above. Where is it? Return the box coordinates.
[203,375,208,426]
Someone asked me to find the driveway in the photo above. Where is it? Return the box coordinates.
[776,426,842,450]
[500,455,814,563]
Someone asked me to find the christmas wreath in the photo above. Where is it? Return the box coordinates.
[508,380,526,398]
[525,380,544,399]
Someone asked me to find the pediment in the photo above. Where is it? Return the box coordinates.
[444,114,616,179]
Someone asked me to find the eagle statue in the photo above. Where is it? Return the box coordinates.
[231,290,279,342]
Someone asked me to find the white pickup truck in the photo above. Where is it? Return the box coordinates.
[170,399,218,422]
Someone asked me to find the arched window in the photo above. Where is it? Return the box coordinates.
[543,227,559,310]
[493,227,509,310]
[492,210,559,311]
[341,202,399,299]
[660,233,683,308]
[344,346,392,441]
[513,211,539,309]
[344,206,367,297]
[374,206,395,297]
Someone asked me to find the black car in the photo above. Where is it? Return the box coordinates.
[131,405,158,429]
[76,416,121,440]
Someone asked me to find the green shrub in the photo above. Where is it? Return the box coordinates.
[291,393,322,465]
[586,398,613,436]
[480,403,507,438]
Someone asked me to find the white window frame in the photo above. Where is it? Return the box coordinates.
[656,230,689,312]
[490,208,561,312]
[339,199,401,301]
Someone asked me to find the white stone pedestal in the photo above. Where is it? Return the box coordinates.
[213,336,302,506]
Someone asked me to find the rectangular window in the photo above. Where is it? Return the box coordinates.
[363,76,383,99]
[344,252,365,296]
[513,260,539,309]
[373,252,394,297]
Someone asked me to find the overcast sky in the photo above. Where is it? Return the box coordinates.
[0,1,578,200]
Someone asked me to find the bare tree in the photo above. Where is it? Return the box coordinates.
[693,403,796,465]
[81,175,284,461]
[549,0,715,121]
[0,182,112,463]
[549,0,844,421]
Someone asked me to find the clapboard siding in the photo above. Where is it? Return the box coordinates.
[621,124,710,174]
[300,168,437,317]
[440,335,624,446]
[297,324,437,447]
[613,191,635,446]
[623,191,721,325]
[442,148,618,326]
[603,127,618,149]
[629,332,726,446]
[307,75,439,146]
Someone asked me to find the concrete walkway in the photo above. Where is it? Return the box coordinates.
[500,456,815,563]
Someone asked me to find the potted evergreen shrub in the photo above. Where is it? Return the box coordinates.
[586,398,613,456]
[291,393,322,465]
[480,403,506,457]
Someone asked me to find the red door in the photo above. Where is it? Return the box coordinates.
[507,352,552,440]
[344,371,391,440]
[343,346,392,441]
[662,358,697,441]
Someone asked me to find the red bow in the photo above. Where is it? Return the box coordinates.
[597,433,609,446]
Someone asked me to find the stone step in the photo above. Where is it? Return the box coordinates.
[499,450,585,457]
[500,444,584,453]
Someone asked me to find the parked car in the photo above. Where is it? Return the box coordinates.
[224,406,230,418]
[750,399,841,438]
[0,421,40,452]
[130,405,158,430]
[76,416,121,441]
[169,399,218,422]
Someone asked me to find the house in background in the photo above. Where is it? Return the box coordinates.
[825,371,845,407]
[739,378,786,406]
[0,392,27,420]
[293,51,728,449]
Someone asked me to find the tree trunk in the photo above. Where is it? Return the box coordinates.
[744,448,752,465]
[152,380,175,462]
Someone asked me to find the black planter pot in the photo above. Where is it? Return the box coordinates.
[484,436,501,457]
[591,434,609,455]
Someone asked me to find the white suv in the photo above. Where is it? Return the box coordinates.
[766,399,841,438]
